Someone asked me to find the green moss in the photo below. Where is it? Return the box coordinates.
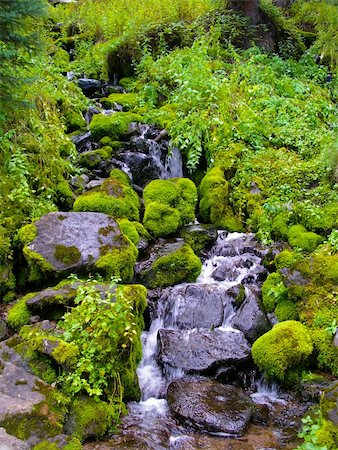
[56,180,74,210]
[271,212,290,241]
[117,219,140,246]
[275,299,298,322]
[1,381,69,442]
[89,112,142,141]
[119,77,137,91]
[78,147,112,169]
[54,245,81,265]
[252,320,313,382]
[16,224,37,246]
[199,167,243,231]
[22,246,55,283]
[67,396,115,441]
[180,225,216,256]
[316,419,338,449]
[33,438,82,450]
[95,239,138,282]
[274,250,299,269]
[73,171,140,221]
[145,244,202,288]
[101,93,139,110]
[310,329,338,376]
[288,224,323,252]
[7,295,32,330]
[261,272,288,313]
[0,262,16,294]
[142,178,197,237]
[51,340,79,368]
[143,202,180,237]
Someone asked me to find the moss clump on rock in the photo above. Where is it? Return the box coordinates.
[275,299,298,322]
[89,112,142,141]
[144,244,202,288]
[310,329,338,376]
[101,93,139,110]
[261,272,288,313]
[65,396,115,441]
[143,202,180,237]
[274,249,299,269]
[7,295,33,330]
[95,236,138,282]
[252,320,313,381]
[54,245,81,265]
[142,178,197,237]
[78,146,112,169]
[288,224,323,252]
[73,170,140,221]
[199,167,243,232]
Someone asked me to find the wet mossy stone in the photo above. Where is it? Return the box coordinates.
[0,354,69,445]
[274,299,298,322]
[251,320,313,382]
[180,224,218,256]
[274,250,299,269]
[143,178,198,237]
[77,146,112,169]
[137,241,202,288]
[64,396,115,441]
[117,218,152,252]
[73,169,140,221]
[17,212,137,284]
[89,112,142,141]
[287,224,323,252]
[199,167,243,232]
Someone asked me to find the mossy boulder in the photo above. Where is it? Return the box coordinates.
[64,396,115,441]
[274,250,299,269]
[16,212,137,285]
[73,169,140,221]
[117,218,152,252]
[100,93,139,110]
[287,224,323,252]
[198,167,243,232]
[137,241,202,288]
[77,146,112,169]
[0,351,69,445]
[89,112,142,141]
[143,178,198,237]
[274,299,298,322]
[252,320,313,381]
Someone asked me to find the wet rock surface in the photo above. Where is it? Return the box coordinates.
[0,427,30,450]
[167,377,254,435]
[158,329,251,373]
[25,212,126,273]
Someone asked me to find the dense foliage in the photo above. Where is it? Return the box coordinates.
[0,0,337,447]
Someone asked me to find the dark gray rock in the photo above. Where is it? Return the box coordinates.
[135,240,184,278]
[24,212,127,274]
[333,330,338,348]
[232,287,270,342]
[167,377,254,435]
[77,78,102,94]
[322,382,338,426]
[158,329,251,373]
[161,284,226,329]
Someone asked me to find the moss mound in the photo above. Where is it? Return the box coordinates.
[261,272,288,313]
[199,167,243,231]
[89,112,142,141]
[287,224,323,252]
[74,169,140,221]
[101,93,139,110]
[252,320,313,381]
[142,178,197,237]
[141,243,202,288]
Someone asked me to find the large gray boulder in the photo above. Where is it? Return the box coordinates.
[167,377,254,435]
[158,329,251,374]
[0,428,30,450]
[161,284,228,329]
[18,212,137,283]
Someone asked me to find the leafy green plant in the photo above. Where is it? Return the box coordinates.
[58,276,139,403]
[297,414,328,450]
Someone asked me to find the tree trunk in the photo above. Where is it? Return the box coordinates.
[228,0,261,25]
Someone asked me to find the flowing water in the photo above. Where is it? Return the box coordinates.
[84,232,307,449]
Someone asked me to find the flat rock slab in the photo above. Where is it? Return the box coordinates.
[158,329,251,373]
[167,377,254,435]
[26,212,124,272]
[162,284,227,329]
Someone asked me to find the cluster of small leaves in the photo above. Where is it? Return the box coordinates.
[58,276,138,402]
[297,414,328,450]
